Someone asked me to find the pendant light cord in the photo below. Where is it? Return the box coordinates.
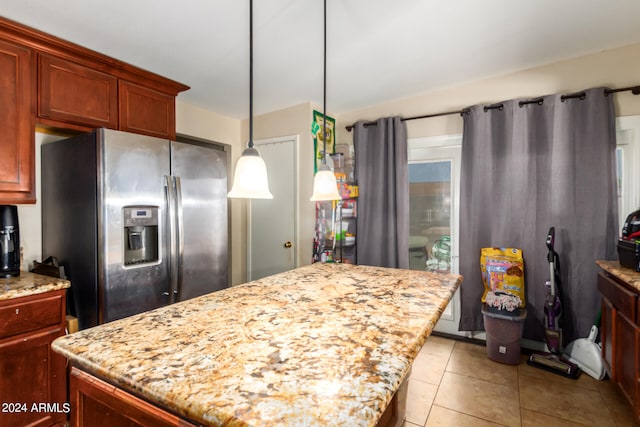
[321,0,327,165]
[249,0,254,149]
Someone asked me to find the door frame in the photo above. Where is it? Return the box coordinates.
[247,135,299,281]
[616,116,640,227]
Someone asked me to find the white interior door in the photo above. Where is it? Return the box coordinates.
[408,135,462,335]
[248,136,297,281]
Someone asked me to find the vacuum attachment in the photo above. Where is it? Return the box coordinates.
[563,321,606,380]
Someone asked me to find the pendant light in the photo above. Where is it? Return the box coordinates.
[310,0,341,202]
[228,0,273,199]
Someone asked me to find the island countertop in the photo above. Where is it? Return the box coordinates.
[52,262,462,427]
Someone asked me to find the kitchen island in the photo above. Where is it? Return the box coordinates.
[52,263,462,427]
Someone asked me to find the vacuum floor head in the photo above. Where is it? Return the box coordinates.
[527,352,580,379]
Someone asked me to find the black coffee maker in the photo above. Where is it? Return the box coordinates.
[0,205,20,277]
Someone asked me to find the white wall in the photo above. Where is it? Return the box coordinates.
[336,42,640,143]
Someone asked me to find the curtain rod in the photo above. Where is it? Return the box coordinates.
[344,85,640,132]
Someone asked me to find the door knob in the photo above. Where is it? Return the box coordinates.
[284,241,293,248]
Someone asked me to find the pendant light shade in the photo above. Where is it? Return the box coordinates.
[227,147,273,199]
[310,0,341,202]
[310,164,341,201]
[228,0,273,199]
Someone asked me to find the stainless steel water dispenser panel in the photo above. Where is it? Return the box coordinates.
[123,206,159,266]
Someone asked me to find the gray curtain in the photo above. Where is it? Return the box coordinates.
[458,87,618,343]
[354,116,409,269]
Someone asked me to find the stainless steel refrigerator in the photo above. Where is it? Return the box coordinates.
[42,128,229,330]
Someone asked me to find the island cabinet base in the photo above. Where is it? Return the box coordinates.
[69,367,409,427]
[377,376,408,427]
[69,368,199,427]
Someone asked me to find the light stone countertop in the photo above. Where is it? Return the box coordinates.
[52,262,462,427]
[0,271,70,300]
[596,260,640,291]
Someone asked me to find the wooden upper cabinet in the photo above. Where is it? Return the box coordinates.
[0,38,35,203]
[0,17,189,203]
[119,80,175,139]
[38,53,118,129]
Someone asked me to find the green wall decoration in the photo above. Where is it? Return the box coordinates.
[312,109,335,173]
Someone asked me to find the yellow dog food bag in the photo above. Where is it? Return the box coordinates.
[480,247,525,307]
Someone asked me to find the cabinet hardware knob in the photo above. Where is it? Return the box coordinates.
[284,241,293,248]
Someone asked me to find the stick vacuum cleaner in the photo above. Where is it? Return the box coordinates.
[527,227,580,378]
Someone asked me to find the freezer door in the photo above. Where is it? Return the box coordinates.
[171,140,228,300]
[100,129,171,323]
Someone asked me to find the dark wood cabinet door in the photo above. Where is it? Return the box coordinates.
[616,311,638,408]
[119,80,175,139]
[0,38,35,203]
[0,327,67,427]
[70,368,197,427]
[38,53,118,129]
[601,297,615,380]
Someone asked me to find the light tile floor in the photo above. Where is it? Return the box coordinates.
[403,335,638,427]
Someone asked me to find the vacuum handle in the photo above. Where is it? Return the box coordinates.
[546,226,558,296]
[546,227,555,262]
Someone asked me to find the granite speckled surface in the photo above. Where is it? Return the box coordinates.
[596,260,640,291]
[0,271,70,300]
[52,262,462,427]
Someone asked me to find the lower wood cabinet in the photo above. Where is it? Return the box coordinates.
[0,289,67,427]
[598,268,640,421]
[601,296,616,380]
[616,311,640,405]
[69,368,198,427]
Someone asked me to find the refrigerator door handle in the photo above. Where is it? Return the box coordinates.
[165,175,179,304]
[174,175,185,301]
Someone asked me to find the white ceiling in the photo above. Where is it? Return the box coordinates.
[2,0,640,119]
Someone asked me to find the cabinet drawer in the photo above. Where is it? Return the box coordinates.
[598,272,637,321]
[0,291,63,339]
